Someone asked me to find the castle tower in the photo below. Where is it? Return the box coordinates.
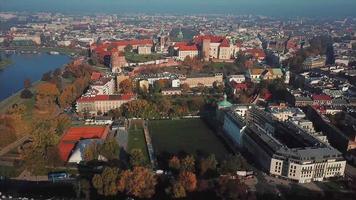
[111,50,127,73]
[202,39,211,61]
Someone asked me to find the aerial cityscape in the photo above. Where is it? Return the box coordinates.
[0,0,356,199]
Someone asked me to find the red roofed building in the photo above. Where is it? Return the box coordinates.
[171,35,240,61]
[244,48,266,61]
[58,126,109,161]
[76,94,136,115]
[90,39,154,65]
[230,81,248,94]
[91,72,102,81]
[176,44,199,60]
[312,94,332,106]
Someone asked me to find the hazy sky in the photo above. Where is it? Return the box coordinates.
[1,0,356,17]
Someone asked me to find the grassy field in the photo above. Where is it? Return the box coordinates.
[148,119,230,160]
[0,165,22,177]
[127,120,150,163]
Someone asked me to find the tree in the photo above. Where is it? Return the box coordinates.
[83,142,100,161]
[215,176,250,200]
[75,179,91,200]
[20,89,33,99]
[181,83,190,93]
[130,149,146,167]
[36,82,60,97]
[178,171,197,192]
[92,167,119,196]
[219,155,246,175]
[118,167,157,198]
[24,78,31,89]
[169,156,181,172]
[180,155,195,172]
[172,181,186,198]
[100,137,120,160]
[119,79,133,94]
[199,154,218,176]
[124,44,133,53]
[41,71,52,81]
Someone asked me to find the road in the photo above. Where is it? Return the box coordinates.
[0,135,30,157]
[143,121,157,169]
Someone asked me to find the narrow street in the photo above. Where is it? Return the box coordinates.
[143,121,157,169]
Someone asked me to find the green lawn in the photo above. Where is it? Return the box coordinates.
[148,119,230,160]
[0,165,22,177]
[127,122,149,163]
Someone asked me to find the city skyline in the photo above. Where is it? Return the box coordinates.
[1,0,356,17]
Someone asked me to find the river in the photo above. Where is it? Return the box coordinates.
[0,53,71,101]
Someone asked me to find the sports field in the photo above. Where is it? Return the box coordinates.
[127,120,149,163]
[148,118,230,160]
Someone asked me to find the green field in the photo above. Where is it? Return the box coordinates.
[149,119,230,160]
[127,121,150,163]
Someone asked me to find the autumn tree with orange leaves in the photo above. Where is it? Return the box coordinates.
[117,166,157,198]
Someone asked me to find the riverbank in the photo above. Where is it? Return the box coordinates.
[0,59,12,70]
[0,46,86,57]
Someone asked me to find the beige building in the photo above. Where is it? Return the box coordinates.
[161,88,182,96]
[138,80,149,91]
[138,46,152,55]
[76,94,135,114]
[180,73,223,88]
[178,48,199,61]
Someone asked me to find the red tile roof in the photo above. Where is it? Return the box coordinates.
[312,94,332,101]
[91,72,102,81]
[193,35,227,43]
[58,126,109,161]
[178,45,198,51]
[244,48,266,60]
[219,39,230,47]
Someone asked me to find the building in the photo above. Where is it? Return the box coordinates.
[293,96,314,107]
[303,56,326,70]
[138,45,152,55]
[111,51,127,73]
[171,79,181,88]
[58,126,109,162]
[193,35,238,61]
[177,45,199,61]
[161,88,182,96]
[138,79,150,90]
[76,94,135,114]
[171,35,240,61]
[222,109,247,148]
[242,107,346,183]
[291,118,329,144]
[180,73,223,88]
[12,34,41,45]
[90,39,154,65]
[91,77,115,95]
[248,68,283,83]
[244,48,266,61]
[268,105,306,122]
[228,74,246,83]
[312,94,332,106]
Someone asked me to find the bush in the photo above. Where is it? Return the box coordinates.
[20,89,33,99]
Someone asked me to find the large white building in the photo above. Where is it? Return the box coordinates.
[222,106,346,183]
[243,107,346,183]
[91,77,115,95]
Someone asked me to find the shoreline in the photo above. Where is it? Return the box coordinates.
[0,46,85,57]
[0,59,12,70]
[0,55,73,113]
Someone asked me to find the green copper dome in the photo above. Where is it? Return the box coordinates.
[218,94,232,108]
